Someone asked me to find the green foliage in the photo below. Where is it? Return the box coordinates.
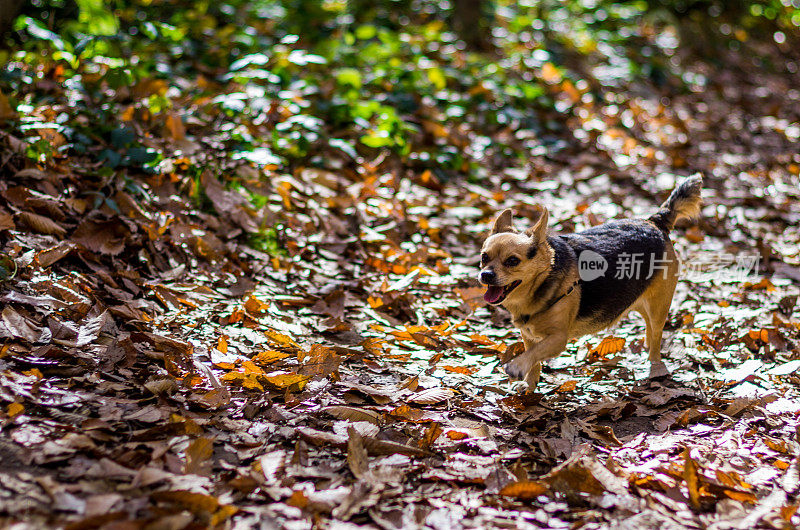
[2,0,798,189]
[249,226,287,257]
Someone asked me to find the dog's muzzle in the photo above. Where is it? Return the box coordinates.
[483,280,521,304]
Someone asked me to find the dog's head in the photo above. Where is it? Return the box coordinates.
[478,206,552,305]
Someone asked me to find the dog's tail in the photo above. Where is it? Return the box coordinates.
[649,174,703,231]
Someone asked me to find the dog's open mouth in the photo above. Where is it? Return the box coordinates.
[484,280,521,304]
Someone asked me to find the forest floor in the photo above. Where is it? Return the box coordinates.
[2,14,800,530]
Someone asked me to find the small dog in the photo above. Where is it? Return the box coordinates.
[479,176,703,389]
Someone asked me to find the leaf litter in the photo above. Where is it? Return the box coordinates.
[2,7,800,530]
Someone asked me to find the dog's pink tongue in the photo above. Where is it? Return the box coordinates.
[484,285,503,303]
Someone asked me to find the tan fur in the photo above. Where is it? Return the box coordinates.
[481,204,689,390]
[672,199,701,225]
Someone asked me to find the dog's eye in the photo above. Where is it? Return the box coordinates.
[480,253,489,265]
[503,256,521,267]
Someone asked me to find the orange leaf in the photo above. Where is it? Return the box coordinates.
[683,448,701,510]
[165,112,186,140]
[781,504,798,522]
[588,336,625,362]
[184,437,214,474]
[441,365,477,375]
[721,489,757,503]
[744,278,775,291]
[445,430,468,440]
[264,329,299,348]
[286,490,308,509]
[774,460,790,470]
[541,62,561,84]
[263,372,309,391]
[556,380,577,393]
[499,481,549,499]
[244,295,269,316]
[251,350,290,365]
[7,402,24,418]
[456,287,486,309]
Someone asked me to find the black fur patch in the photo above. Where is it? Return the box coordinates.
[559,219,667,325]
[548,237,574,273]
[527,238,575,308]
[527,244,537,259]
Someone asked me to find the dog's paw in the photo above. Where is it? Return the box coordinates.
[503,356,531,381]
[509,380,529,393]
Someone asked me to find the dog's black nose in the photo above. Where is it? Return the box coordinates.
[480,270,496,284]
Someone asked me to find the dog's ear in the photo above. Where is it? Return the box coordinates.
[524,204,549,242]
[491,209,515,235]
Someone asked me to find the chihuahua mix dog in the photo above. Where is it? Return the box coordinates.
[479,176,702,389]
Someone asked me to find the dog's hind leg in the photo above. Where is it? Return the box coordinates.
[640,266,679,377]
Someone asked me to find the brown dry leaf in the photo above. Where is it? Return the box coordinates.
[0,90,17,120]
[286,490,309,509]
[0,210,14,231]
[386,404,425,422]
[324,406,381,425]
[152,490,237,523]
[196,387,231,410]
[298,344,341,378]
[409,332,444,351]
[347,427,369,480]
[1,306,47,343]
[72,219,129,255]
[446,430,469,440]
[781,504,799,522]
[456,286,486,310]
[200,172,259,233]
[721,489,757,503]
[545,447,628,498]
[361,436,431,457]
[578,421,622,447]
[184,437,214,475]
[221,371,262,391]
[408,387,455,404]
[499,481,549,499]
[744,278,776,291]
[36,242,76,268]
[16,211,67,237]
[244,295,270,316]
[420,422,443,449]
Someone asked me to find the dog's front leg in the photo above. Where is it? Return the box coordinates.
[504,332,568,388]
